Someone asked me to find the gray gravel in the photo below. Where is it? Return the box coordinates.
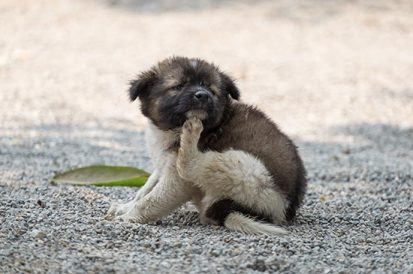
[1,0,413,273]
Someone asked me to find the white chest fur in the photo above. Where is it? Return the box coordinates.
[144,122,180,171]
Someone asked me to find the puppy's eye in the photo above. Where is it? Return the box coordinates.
[173,83,185,90]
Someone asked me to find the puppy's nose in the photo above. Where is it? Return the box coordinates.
[194,90,209,102]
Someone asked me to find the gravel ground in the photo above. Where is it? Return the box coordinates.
[1,0,412,273]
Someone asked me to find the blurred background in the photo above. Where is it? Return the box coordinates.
[0,0,412,183]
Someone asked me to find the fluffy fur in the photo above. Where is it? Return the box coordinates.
[105,57,307,235]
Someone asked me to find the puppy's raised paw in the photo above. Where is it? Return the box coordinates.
[183,117,203,136]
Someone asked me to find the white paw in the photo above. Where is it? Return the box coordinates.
[114,213,139,223]
[182,116,203,137]
[104,200,135,221]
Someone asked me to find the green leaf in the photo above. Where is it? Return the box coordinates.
[51,165,150,187]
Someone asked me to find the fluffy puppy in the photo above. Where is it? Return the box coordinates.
[105,57,307,235]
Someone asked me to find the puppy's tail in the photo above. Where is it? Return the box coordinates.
[224,212,288,235]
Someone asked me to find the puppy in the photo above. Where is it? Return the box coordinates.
[105,57,307,235]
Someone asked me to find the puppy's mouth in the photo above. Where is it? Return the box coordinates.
[183,89,213,120]
[185,109,208,120]
[161,88,215,129]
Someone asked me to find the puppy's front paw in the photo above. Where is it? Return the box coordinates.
[114,213,139,223]
[104,200,135,221]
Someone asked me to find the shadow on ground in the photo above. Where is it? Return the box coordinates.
[331,122,413,152]
[1,120,412,186]
[296,122,412,183]
[0,120,149,186]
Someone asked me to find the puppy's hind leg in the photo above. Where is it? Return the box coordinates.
[176,117,204,181]
[178,118,287,232]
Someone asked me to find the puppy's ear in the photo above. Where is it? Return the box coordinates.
[220,73,240,100]
[129,71,157,101]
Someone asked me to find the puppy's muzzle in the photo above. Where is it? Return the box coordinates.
[194,90,210,103]
[186,88,213,120]
[193,89,212,105]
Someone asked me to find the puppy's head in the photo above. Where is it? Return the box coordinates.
[128,57,240,131]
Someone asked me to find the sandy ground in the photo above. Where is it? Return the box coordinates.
[0,0,412,273]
